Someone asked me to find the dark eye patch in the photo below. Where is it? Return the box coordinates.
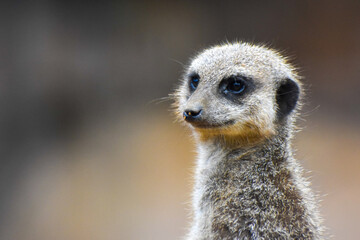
[219,75,254,103]
[224,76,246,94]
[188,72,200,93]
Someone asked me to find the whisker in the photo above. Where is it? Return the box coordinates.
[169,58,185,67]
[147,96,172,106]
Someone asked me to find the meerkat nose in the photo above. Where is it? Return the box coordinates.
[183,108,202,121]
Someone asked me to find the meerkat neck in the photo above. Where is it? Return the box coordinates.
[195,133,289,179]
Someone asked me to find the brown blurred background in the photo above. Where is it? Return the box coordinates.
[0,1,359,239]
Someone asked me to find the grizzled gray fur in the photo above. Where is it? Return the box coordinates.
[173,42,324,239]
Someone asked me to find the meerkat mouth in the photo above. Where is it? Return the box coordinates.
[190,119,235,129]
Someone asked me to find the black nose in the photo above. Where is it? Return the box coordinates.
[183,109,202,121]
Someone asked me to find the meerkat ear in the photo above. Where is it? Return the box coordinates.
[276,78,300,119]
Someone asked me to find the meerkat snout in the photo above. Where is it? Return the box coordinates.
[183,108,202,121]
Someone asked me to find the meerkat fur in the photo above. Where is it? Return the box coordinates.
[173,42,324,239]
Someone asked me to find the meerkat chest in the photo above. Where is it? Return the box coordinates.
[194,156,302,239]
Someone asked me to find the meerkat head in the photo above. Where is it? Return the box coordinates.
[174,42,301,146]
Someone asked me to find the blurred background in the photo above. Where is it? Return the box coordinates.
[0,1,359,239]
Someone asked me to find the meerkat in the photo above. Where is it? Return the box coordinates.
[173,42,324,240]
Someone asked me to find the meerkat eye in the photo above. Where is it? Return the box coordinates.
[189,73,200,92]
[224,77,246,94]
